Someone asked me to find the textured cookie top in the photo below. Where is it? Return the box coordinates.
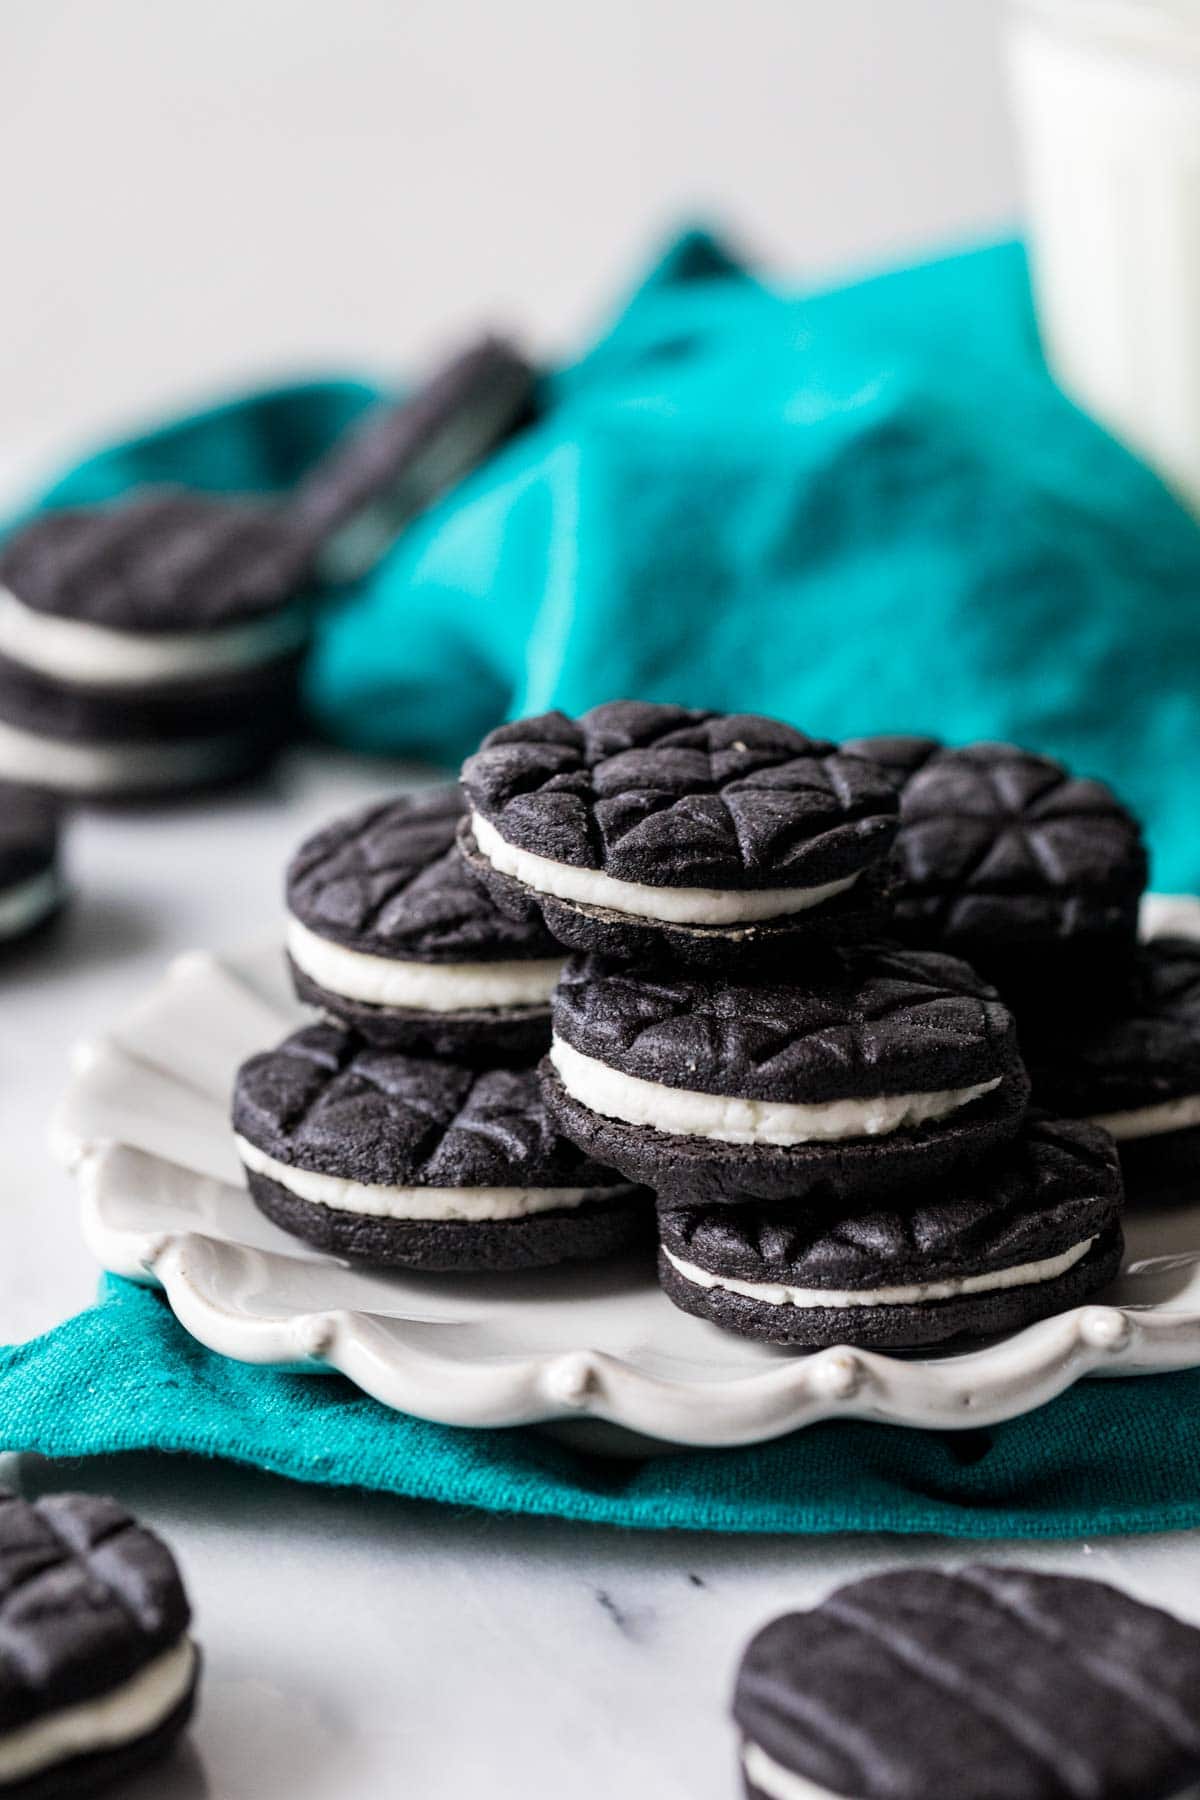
[462,703,899,890]
[1025,939,1200,1115]
[0,489,312,632]
[0,783,58,887]
[233,1021,625,1189]
[734,1566,1200,1800]
[660,1113,1120,1285]
[848,738,1147,947]
[552,946,1020,1103]
[0,1490,191,1731]
[287,786,560,963]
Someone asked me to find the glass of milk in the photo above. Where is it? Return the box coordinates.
[1007,1,1200,508]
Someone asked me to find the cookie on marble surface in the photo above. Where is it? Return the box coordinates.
[734,1565,1200,1799]
[0,489,313,798]
[658,1113,1122,1347]
[844,736,1148,991]
[0,1488,199,1798]
[286,785,562,1062]
[1023,938,1200,1203]
[232,1021,650,1271]
[542,947,1029,1207]
[0,785,64,946]
[459,702,899,967]
[291,335,537,582]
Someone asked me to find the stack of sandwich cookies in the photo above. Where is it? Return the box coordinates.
[460,703,900,967]
[286,786,563,1061]
[844,736,1148,996]
[0,490,314,800]
[733,1567,1200,1800]
[1023,937,1200,1202]
[291,335,537,584]
[232,1021,650,1271]
[542,947,1029,1207]
[0,786,64,948]
[658,1113,1123,1347]
[0,1489,199,1797]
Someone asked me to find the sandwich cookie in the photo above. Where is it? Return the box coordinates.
[232,1021,650,1271]
[0,1488,199,1797]
[1023,937,1200,1202]
[0,490,314,798]
[658,1113,1123,1347]
[844,737,1148,993]
[460,703,900,967]
[291,335,537,583]
[286,785,564,1061]
[542,947,1029,1207]
[0,786,64,947]
[734,1566,1200,1800]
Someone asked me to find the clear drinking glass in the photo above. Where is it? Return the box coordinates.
[1007,1,1200,507]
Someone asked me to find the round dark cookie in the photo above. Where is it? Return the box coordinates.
[735,1566,1200,1800]
[286,785,560,1059]
[459,703,899,962]
[657,1113,1123,1347]
[1022,938,1200,1203]
[0,488,313,634]
[0,1489,198,1792]
[846,736,1148,991]
[543,947,1029,1206]
[232,1022,649,1271]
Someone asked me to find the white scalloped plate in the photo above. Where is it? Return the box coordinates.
[51,898,1200,1450]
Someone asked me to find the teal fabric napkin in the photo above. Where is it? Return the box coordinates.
[29,228,1200,886]
[2,1277,1199,1537]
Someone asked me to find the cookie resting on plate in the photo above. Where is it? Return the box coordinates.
[657,1112,1123,1348]
[459,702,899,967]
[286,785,562,1061]
[1023,937,1200,1203]
[232,1022,651,1271]
[542,946,1029,1206]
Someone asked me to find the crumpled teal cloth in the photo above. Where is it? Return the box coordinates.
[30,227,1200,887]
[2,1277,1199,1538]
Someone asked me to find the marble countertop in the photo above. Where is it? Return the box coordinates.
[4,748,1200,1800]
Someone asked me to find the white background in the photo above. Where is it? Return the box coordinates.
[8,10,1197,1800]
[3,0,1017,483]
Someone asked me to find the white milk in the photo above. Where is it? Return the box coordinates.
[1007,1,1200,508]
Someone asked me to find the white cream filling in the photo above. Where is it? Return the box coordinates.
[663,1237,1096,1310]
[742,1742,838,1800]
[0,865,63,939]
[235,1135,629,1221]
[550,1036,1001,1148]
[0,1636,196,1783]
[0,585,307,689]
[1090,1093,1200,1142]
[285,913,563,1013]
[0,716,256,793]
[470,810,860,927]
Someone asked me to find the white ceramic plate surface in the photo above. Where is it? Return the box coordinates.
[52,898,1200,1450]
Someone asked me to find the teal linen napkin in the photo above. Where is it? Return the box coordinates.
[30,229,1200,885]
[2,1278,1199,1537]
